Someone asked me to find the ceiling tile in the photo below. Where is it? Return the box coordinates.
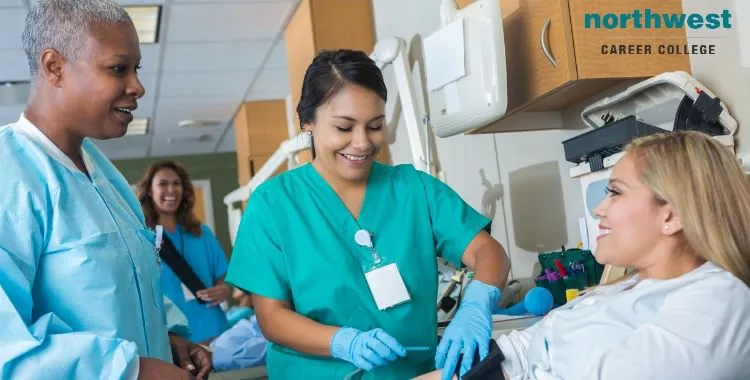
[92,135,150,160]
[153,96,239,134]
[265,40,287,69]
[149,136,218,157]
[162,40,272,73]
[166,2,293,42]
[217,129,237,153]
[0,104,24,126]
[250,67,289,94]
[158,71,255,99]
[0,1,25,7]
[135,73,158,116]
[0,48,30,82]
[153,124,225,139]
[0,8,26,49]
[171,0,292,2]
[0,80,29,106]
[138,43,161,75]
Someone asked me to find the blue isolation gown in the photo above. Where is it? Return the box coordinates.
[0,115,172,379]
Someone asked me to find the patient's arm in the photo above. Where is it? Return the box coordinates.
[412,370,453,380]
[492,323,540,379]
[413,320,544,380]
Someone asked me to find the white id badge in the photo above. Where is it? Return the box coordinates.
[365,263,411,310]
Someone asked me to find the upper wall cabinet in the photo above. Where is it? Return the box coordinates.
[283,0,391,164]
[455,0,691,133]
[233,100,289,186]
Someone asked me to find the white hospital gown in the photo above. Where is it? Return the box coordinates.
[497,262,750,380]
[0,115,173,379]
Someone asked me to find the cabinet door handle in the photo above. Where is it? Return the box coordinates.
[540,17,557,67]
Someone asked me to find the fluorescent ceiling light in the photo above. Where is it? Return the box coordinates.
[124,6,161,44]
[126,118,149,136]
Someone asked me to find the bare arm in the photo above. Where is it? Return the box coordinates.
[462,230,510,290]
[252,294,339,357]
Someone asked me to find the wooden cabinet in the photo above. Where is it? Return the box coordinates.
[455,0,691,134]
[233,100,289,185]
[283,0,391,164]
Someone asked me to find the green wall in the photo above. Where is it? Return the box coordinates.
[113,152,239,255]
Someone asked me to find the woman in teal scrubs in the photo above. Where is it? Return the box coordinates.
[226,49,511,380]
[138,160,231,343]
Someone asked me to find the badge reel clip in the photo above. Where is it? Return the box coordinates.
[355,229,382,269]
[354,229,411,311]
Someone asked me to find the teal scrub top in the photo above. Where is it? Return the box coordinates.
[160,224,230,342]
[226,162,491,379]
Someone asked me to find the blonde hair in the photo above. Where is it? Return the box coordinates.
[625,131,750,285]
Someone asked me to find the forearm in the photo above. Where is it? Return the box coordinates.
[255,298,339,357]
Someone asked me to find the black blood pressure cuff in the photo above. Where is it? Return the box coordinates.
[454,339,506,380]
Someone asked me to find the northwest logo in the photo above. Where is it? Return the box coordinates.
[584,9,732,30]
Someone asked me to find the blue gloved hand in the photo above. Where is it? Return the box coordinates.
[331,327,407,371]
[435,279,501,380]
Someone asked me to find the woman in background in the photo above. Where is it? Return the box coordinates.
[415,131,750,379]
[138,160,232,343]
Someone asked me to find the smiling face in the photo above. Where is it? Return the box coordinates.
[52,21,145,139]
[592,153,680,269]
[150,168,183,216]
[306,83,387,184]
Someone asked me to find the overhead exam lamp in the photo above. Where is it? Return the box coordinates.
[223,37,440,246]
[369,37,442,179]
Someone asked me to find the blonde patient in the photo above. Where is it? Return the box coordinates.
[416,131,750,380]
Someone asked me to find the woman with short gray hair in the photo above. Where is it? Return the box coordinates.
[0,0,211,378]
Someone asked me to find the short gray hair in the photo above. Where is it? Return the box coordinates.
[22,0,132,78]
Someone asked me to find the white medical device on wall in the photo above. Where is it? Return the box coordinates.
[370,37,442,179]
[564,71,739,253]
[421,0,508,137]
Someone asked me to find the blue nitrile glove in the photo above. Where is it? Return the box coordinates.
[435,280,501,380]
[331,327,407,371]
